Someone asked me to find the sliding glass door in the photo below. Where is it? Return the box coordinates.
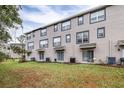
[83,50,94,62]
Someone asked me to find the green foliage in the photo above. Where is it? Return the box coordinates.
[0,5,22,42]
[17,35,26,44]
[0,5,22,29]
[10,44,26,62]
[0,52,9,62]
[10,45,25,55]
[0,31,11,43]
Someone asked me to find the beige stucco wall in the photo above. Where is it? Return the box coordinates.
[25,5,124,64]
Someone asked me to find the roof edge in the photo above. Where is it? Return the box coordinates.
[25,5,112,34]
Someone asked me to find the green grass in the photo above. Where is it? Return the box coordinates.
[0,60,124,88]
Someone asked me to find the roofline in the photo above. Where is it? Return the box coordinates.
[25,5,112,34]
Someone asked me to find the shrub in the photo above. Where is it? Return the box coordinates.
[0,52,9,62]
[18,55,26,63]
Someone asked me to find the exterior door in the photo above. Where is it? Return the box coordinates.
[39,52,44,60]
[83,50,94,62]
[57,51,64,61]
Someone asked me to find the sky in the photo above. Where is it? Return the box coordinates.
[10,5,99,43]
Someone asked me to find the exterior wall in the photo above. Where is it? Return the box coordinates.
[25,5,124,64]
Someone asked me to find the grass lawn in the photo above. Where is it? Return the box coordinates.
[0,60,124,88]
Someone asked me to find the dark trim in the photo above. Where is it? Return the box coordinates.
[76,30,89,44]
[61,20,71,31]
[78,16,84,25]
[90,8,106,24]
[40,28,47,37]
[39,39,49,48]
[54,24,58,32]
[97,27,105,38]
[66,34,71,43]
[53,36,61,47]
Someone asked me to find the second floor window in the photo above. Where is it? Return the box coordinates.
[53,36,61,47]
[78,16,84,25]
[40,39,48,48]
[66,34,71,43]
[90,9,105,23]
[27,34,31,40]
[76,31,89,44]
[54,24,58,32]
[33,32,35,38]
[61,20,71,31]
[41,28,47,36]
[27,42,34,50]
[97,27,105,38]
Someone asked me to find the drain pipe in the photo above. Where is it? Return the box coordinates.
[109,40,112,57]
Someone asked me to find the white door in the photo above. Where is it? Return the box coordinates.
[122,49,124,57]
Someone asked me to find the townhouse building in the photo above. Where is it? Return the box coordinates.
[25,5,124,64]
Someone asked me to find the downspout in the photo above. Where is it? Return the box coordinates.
[109,40,111,57]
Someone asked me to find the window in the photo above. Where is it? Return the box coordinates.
[61,20,71,31]
[27,34,31,40]
[66,34,71,43]
[97,27,105,38]
[90,9,105,23]
[27,33,35,40]
[57,51,64,61]
[54,24,58,32]
[27,42,34,50]
[76,31,89,44]
[40,28,47,36]
[53,36,61,47]
[33,32,35,38]
[78,16,84,25]
[40,39,48,48]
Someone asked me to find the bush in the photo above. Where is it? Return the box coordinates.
[18,55,26,63]
[0,52,9,62]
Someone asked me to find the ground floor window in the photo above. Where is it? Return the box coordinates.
[82,50,94,62]
[39,52,44,60]
[57,51,64,61]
